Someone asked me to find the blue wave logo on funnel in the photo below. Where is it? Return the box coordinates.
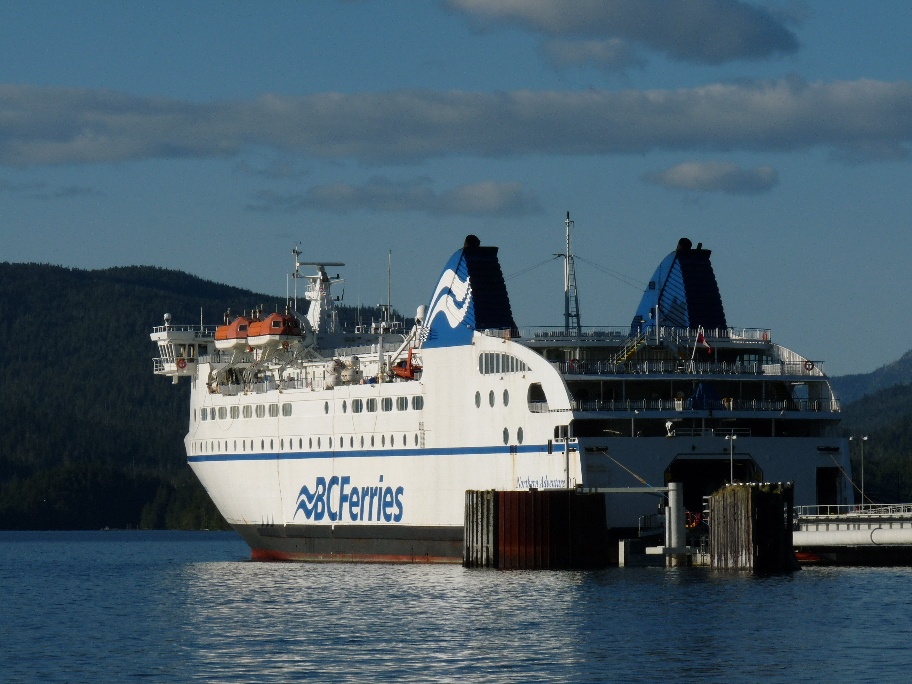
[421,249,475,348]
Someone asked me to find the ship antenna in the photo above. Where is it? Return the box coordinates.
[554,212,581,335]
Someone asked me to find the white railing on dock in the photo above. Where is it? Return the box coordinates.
[795,503,912,518]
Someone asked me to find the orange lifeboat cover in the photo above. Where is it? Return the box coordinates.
[248,313,301,338]
[216,316,252,340]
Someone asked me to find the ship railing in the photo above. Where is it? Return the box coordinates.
[333,342,402,357]
[479,328,514,339]
[674,427,752,437]
[519,326,772,343]
[570,398,839,413]
[152,324,219,337]
[795,503,912,518]
[555,359,825,377]
[528,401,550,413]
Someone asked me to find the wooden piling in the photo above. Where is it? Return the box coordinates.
[464,490,611,569]
[709,482,800,572]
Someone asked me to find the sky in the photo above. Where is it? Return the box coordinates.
[2,0,911,376]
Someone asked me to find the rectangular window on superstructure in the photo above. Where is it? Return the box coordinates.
[218,406,227,420]
[243,405,252,419]
[396,397,408,411]
[367,398,377,413]
[282,403,292,417]
[200,407,207,421]
[381,397,393,412]
[269,404,279,418]
[352,399,363,413]
[230,406,239,419]
[256,405,266,418]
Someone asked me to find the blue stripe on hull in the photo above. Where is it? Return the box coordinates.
[188,443,549,463]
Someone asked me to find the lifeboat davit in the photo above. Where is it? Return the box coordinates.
[247,313,302,349]
[215,316,252,351]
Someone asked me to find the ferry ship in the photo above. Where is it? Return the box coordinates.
[151,229,851,562]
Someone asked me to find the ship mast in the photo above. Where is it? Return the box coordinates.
[557,211,581,335]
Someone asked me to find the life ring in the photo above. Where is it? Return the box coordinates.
[762,331,769,341]
[804,360,814,371]
[176,358,187,369]
[569,358,580,371]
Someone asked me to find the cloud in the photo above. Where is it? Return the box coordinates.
[644,161,778,194]
[2,79,912,166]
[447,0,799,65]
[247,177,541,216]
[543,38,645,72]
[0,177,102,199]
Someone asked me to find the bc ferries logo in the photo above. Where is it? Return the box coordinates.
[294,476,404,523]
[421,250,475,348]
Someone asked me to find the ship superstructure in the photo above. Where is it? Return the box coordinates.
[152,232,850,562]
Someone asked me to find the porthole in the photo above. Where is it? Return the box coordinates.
[391,435,395,447]
[281,439,284,450]
[342,400,348,414]
[361,436,365,448]
[412,396,424,411]
[230,405,239,419]
[503,390,509,407]
[489,390,495,407]
[261,439,265,450]
[269,404,279,418]
[382,435,386,447]
[309,437,313,449]
[242,441,246,452]
[243,405,253,419]
[299,438,303,449]
[270,439,274,450]
[233,440,237,451]
[414,433,419,446]
[371,435,375,447]
[256,404,265,418]
[517,427,524,444]
[503,428,509,445]
[329,437,333,449]
[324,401,329,414]
[317,437,321,449]
[350,436,354,448]
[475,391,481,408]
[282,403,292,417]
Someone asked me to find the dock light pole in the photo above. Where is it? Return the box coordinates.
[631,410,639,437]
[849,435,869,507]
[726,434,737,483]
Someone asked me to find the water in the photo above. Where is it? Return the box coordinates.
[2,531,911,683]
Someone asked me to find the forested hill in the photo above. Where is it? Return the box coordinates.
[829,349,912,405]
[0,262,391,530]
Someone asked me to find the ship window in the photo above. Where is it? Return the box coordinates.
[352,399,363,413]
[324,401,329,414]
[381,397,393,412]
[517,427,524,444]
[317,437,321,449]
[282,403,292,417]
[269,404,279,418]
[281,439,284,450]
[218,407,227,420]
[298,438,302,449]
[396,397,408,411]
[270,439,274,450]
[382,435,386,447]
[200,408,207,421]
[503,390,509,407]
[309,437,313,449]
[412,396,424,411]
[243,405,252,419]
[414,434,419,446]
[256,405,266,418]
[329,437,333,448]
[272,320,282,328]
[261,439,265,450]
[479,356,484,374]
[199,345,207,356]
[391,435,395,447]
[371,435,375,447]
[193,409,197,422]
[238,324,248,332]
[233,440,237,451]
[489,390,495,407]
[475,391,481,408]
[230,406,239,419]
[342,400,348,413]
[503,428,509,445]
[242,441,246,452]
[361,436,365,448]
[350,436,354,448]
[367,398,377,413]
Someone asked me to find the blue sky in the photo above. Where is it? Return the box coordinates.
[2,0,911,376]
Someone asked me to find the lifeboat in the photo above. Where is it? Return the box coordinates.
[247,313,302,349]
[215,316,252,351]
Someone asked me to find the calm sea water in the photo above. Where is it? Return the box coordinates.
[2,531,911,683]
